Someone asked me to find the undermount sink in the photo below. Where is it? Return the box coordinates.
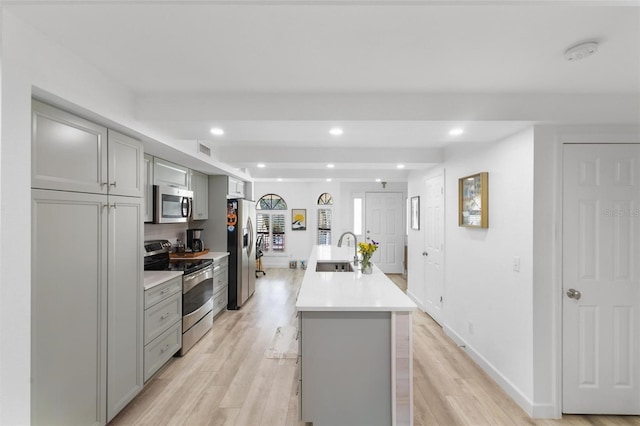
[315,261,354,272]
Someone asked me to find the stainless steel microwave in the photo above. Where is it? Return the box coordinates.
[153,184,193,224]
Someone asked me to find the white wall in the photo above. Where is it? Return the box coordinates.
[0,12,188,423]
[253,181,407,268]
[408,129,536,414]
[253,181,341,267]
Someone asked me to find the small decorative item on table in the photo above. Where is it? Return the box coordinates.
[358,240,379,274]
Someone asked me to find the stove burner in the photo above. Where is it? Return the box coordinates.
[143,239,212,274]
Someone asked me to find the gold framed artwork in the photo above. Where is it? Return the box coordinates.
[292,208,306,231]
[459,172,488,228]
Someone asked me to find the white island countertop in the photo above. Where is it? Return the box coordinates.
[296,245,416,312]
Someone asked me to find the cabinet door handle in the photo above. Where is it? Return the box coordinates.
[110,181,117,187]
[160,313,170,320]
[160,344,170,354]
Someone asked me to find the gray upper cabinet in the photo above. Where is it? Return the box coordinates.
[189,170,209,220]
[143,154,154,222]
[107,130,144,198]
[32,99,109,194]
[153,157,189,189]
[32,100,143,198]
[228,176,245,199]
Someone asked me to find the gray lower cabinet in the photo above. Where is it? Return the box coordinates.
[144,276,182,382]
[299,311,394,426]
[212,256,229,318]
[31,190,143,426]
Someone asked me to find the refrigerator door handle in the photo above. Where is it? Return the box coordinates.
[247,217,254,257]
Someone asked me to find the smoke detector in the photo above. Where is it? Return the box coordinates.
[564,41,599,61]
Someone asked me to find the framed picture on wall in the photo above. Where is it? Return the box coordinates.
[411,196,420,230]
[292,209,307,231]
[459,172,489,228]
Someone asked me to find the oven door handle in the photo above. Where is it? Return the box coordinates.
[183,266,213,294]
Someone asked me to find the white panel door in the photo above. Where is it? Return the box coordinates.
[423,174,445,325]
[365,192,404,274]
[563,144,640,414]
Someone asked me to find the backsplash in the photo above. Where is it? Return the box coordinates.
[144,223,189,245]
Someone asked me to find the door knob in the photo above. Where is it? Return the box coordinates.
[422,251,428,256]
[566,288,581,300]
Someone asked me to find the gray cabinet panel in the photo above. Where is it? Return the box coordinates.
[107,196,144,421]
[32,100,108,194]
[107,130,144,198]
[301,311,392,426]
[144,292,182,345]
[189,170,209,220]
[143,154,154,222]
[153,157,188,189]
[31,190,108,426]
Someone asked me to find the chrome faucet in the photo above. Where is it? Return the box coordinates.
[337,231,359,266]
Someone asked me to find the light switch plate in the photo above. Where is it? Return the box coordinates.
[512,256,521,272]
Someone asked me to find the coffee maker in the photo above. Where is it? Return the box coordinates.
[186,228,204,252]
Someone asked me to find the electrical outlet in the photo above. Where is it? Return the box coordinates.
[512,256,521,272]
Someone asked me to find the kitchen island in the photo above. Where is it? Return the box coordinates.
[296,245,416,426]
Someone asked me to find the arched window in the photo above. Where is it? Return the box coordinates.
[257,193,287,210]
[317,193,333,245]
[256,194,287,253]
[317,192,333,205]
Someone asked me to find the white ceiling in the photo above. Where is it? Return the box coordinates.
[6,0,640,181]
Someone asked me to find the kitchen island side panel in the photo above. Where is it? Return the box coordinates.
[301,311,392,426]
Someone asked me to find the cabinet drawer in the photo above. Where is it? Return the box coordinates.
[212,287,228,318]
[145,292,182,345]
[144,321,181,382]
[145,276,182,309]
[213,267,228,294]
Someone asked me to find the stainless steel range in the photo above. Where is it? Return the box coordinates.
[144,239,214,355]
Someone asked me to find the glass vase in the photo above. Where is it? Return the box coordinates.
[361,261,373,274]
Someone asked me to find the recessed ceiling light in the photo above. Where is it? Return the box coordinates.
[564,41,599,61]
[326,178,332,182]
[257,163,266,168]
[277,178,283,182]
[210,127,224,136]
[397,164,405,169]
[327,164,335,168]
[449,128,464,136]
[329,128,343,136]
[375,178,381,182]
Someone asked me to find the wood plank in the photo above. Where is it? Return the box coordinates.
[109,269,639,426]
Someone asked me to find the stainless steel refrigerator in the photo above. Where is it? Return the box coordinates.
[227,199,256,309]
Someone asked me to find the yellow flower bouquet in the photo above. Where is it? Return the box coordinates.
[358,240,379,273]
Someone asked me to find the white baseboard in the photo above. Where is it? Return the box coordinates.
[443,325,535,418]
[406,290,424,311]
[532,403,560,419]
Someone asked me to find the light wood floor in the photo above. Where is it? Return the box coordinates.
[110,269,639,426]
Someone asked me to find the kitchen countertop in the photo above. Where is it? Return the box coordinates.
[144,270,183,291]
[295,245,416,312]
[143,251,229,291]
[189,251,229,261]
